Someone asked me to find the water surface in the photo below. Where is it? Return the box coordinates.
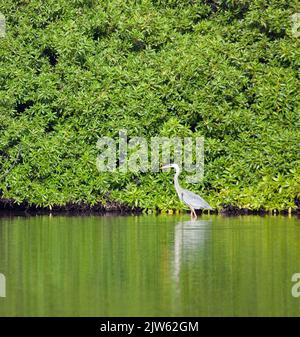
[0,215,300,316]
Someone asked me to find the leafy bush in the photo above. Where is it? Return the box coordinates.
[0,0,299,211]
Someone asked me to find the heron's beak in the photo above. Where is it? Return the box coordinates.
[161,165,171,170]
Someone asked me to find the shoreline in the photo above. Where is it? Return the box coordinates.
[0,198,299,217]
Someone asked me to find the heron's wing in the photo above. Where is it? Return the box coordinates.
[181,189,212,210]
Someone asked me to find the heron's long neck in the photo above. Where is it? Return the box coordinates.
[174,167,181,193]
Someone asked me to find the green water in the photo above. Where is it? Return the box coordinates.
[0,215,300,317]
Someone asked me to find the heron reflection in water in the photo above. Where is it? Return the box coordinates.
[172,219,211,298]
[161,163,212,219]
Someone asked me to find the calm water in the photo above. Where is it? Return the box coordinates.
[0,215,300,316]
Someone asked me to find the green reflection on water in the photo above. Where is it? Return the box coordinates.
[0,215,300,316]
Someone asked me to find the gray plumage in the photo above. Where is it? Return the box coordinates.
[180,188,212,210]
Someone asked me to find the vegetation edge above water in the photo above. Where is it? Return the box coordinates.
[0,197,299,216]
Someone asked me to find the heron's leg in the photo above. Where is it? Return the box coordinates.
[189,207,193,219]
[190,206,197,220]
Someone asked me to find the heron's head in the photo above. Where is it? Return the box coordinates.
[161,163,179,171]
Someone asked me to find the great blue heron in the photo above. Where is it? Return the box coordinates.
[161,163,212,219]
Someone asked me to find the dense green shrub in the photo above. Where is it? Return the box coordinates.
[0,0,299,211]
